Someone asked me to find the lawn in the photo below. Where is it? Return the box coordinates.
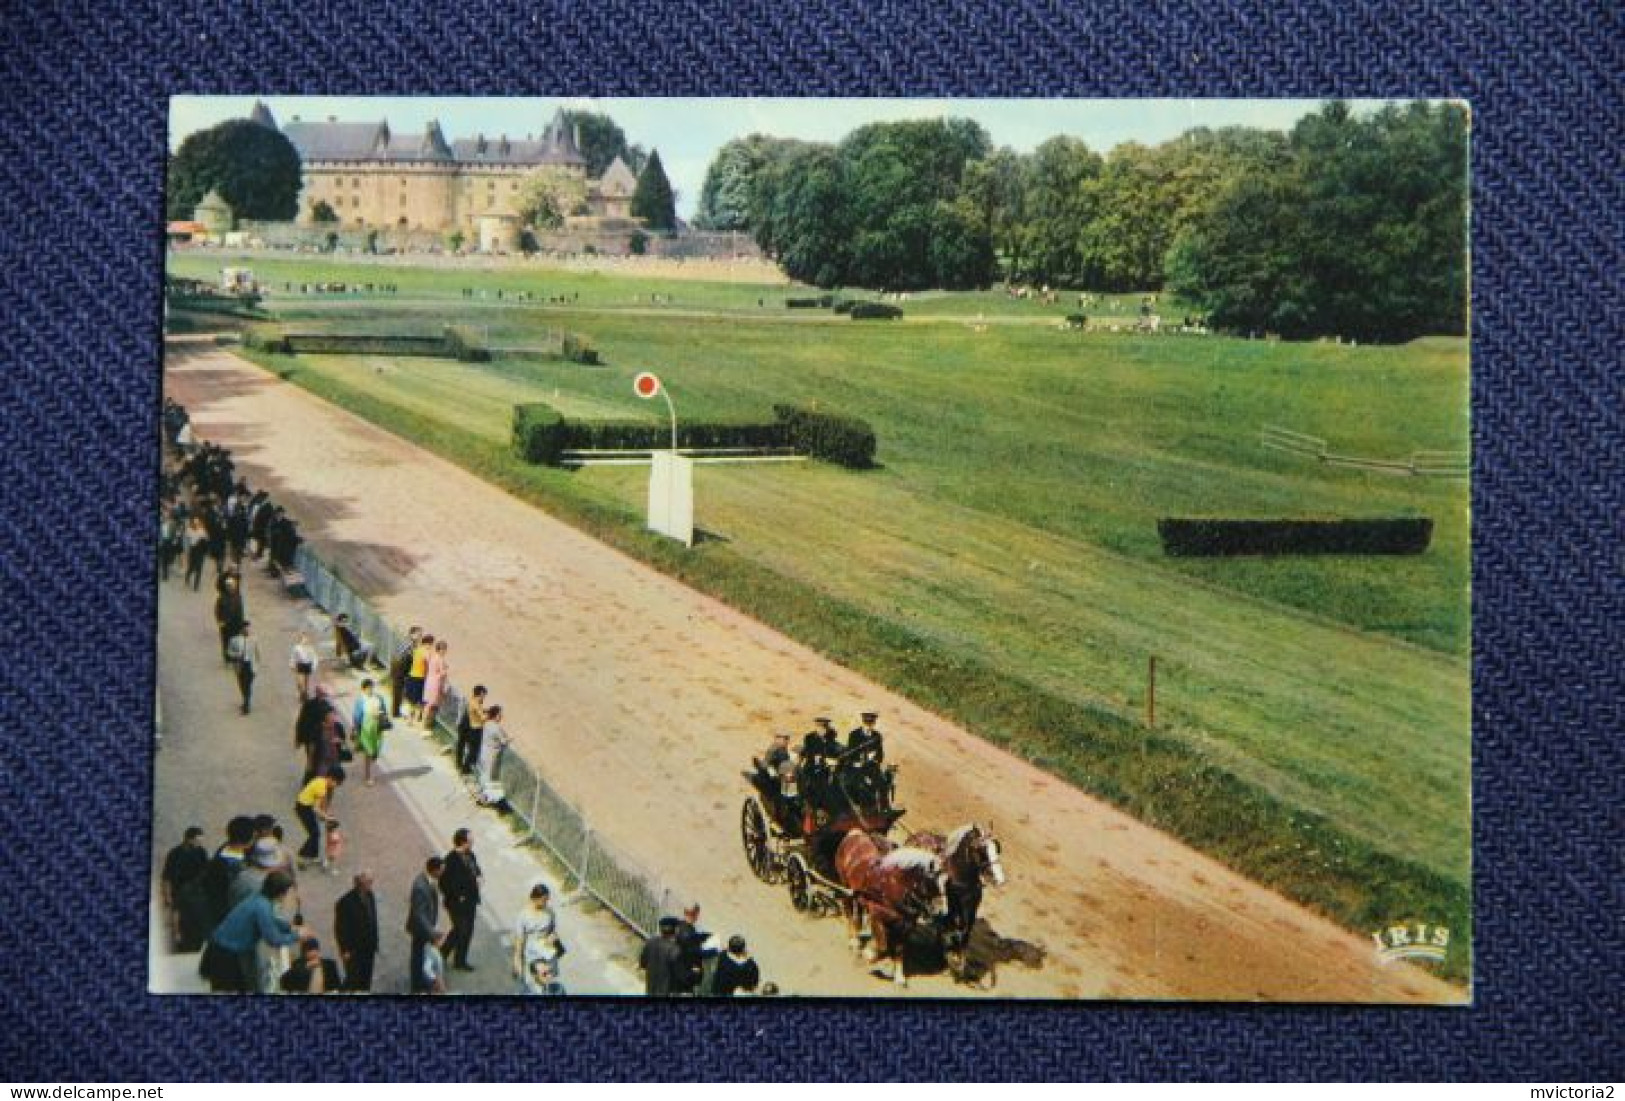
[171,251,1472,964]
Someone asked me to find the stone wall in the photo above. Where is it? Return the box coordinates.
[235,222,764,260]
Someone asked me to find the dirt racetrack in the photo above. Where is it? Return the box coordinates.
[165,338,1464,1002]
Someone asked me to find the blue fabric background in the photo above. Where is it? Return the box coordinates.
[1,0,1620,1082]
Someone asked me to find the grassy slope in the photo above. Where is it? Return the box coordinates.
[173,252,1471,975]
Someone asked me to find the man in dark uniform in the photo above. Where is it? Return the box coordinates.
[846,710,885,767]
[798,718,840,825]
[846,710,897,811]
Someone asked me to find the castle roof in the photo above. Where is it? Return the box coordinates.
[278,109,586,168]
[282,118,455,163]
[248,100,277,131]
[599,155,637,195]
[194,189,231,214]
[449,133,584,167]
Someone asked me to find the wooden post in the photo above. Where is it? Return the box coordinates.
[1147,655,1157,729]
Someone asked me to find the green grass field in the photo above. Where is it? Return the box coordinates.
[170,252,1471,970]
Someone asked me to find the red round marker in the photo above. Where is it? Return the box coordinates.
[634,372,661,399]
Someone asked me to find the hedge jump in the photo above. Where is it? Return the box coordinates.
[1157,518,1434,557]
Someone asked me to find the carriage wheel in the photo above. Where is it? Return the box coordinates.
[740,798,775,882]
[785,853,814,913]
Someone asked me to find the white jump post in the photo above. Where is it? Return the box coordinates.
[635,372,694,547]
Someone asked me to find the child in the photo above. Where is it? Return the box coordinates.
[324,819,345,873]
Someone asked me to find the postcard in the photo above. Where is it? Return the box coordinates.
[154,96,1469,1001]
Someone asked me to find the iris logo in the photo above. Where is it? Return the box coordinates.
[1371,922,1450,965]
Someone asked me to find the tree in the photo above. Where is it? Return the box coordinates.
[631,150,677,231]
[310,199,339,224]
[1168,101,1468,342]
[561,110,647,177]
[167,119,302,221]
[1018,136,1102,286]
[693,135,809,231]
[960,147,1027,280]
[514,167,588,229]
[751,144,852,288]
[835,117,994,289]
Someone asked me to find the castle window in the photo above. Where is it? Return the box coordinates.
[353,196,361,209]
[353,178,361,188]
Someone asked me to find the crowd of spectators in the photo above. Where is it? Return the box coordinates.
[158,398,766,995]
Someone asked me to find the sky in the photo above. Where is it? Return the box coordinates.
[170,97,1386,220]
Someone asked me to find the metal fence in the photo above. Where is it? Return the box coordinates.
[293,544,673,938]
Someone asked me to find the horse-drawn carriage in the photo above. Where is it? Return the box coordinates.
[740,741,1006,987]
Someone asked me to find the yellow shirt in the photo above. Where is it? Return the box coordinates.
[296,777,332,808]
[409,645,430,678]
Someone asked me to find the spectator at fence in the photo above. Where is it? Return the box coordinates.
[407,857,444,994]
[201,870,306,994]
[294,767,344,869]
[474,704,509,805]
[225,621,261,715]
[389,627,422,719]
[335,871,379,992]
[290,632,317,701]
[455,685,487,775]
[279,937,342,994]
[404,634,433,723]
[333,613,375,670]
[267,511,301,576]
[161,826,209,951]
[639,916,684,996]
[711,935,760,996]
[439,828,483,971]
[249,499,274,560]
[351,678,389,787]
[421,639,450,731]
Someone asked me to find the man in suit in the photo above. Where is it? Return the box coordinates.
[439,829,483,971]
[214,576,245,663]
[225,622,260,716]
[334,870,380,991]
[407,857,443,993]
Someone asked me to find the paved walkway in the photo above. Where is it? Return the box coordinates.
[148,546,643,995]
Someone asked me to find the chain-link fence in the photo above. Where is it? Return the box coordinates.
[294,544,673,938]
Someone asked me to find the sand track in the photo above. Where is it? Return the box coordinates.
[164,338,1463,1002]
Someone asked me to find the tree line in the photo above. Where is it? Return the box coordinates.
[694,101,1468,343]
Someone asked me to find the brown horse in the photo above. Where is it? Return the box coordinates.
[833,829,947,987]
[906,824,1007,979]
